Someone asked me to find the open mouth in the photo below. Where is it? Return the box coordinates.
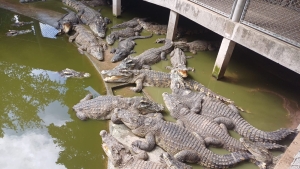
[178,70,188,77]
[104,76,121,81]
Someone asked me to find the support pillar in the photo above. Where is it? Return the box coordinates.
[166,10,179,40]
[212,38,236,79]
[113,0,121,17]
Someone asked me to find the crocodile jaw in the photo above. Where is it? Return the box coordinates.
[178,70,188,78]
[104,76,125,82]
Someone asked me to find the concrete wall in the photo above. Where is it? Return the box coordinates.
[143,0,300,74]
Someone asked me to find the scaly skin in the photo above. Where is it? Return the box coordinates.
[110,17,146,29]
[166,48,194,77]
[72,94,164,120]
[62,0,108,38]
[112,109,256,169]
[57,7,81,34]
[68,25,106,61]
[102,68,232,104]
[100,130,192,169]
[106,25,143,45]
[168,71,296,143]
[174,40,220,54]
[110,34,153,63]
[162,92,285,154]
[58,68,90,78]
[6,29,32,36]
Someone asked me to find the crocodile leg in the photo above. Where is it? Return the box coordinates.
[174,150,200,164]
[68,32,79,42]
[78,45,87,54]
[130,73,146,92]
[131,132,156,152]
[213,116,235,130]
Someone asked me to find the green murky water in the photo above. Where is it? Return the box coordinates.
[1,0,300,169]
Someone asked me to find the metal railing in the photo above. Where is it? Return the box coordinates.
[188,0,237,17]
[240,0,300,47]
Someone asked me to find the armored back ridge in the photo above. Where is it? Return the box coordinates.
[168,78,296,143]
[106,25,143,45]
[162,92,285,155]
[112,109,258,168]
[68,25,106,61]
[73,94,164,120]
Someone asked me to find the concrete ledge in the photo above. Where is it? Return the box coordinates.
[143,0,300,74]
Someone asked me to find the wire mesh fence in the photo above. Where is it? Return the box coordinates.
[241,0,300,47]
[188,0,237,17]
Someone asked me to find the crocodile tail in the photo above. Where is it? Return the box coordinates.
[235,118,296,143]
[131,33,153,40]
[199,151,251,168]
[184,78,233,104]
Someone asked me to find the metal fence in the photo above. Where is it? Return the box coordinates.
[188,0,237,17]
[240,0,300,47]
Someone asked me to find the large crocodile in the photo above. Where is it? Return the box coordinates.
[111,109,265,169]
[58,68,90,78]
[174,40,221,54]
[168,71,296,143]
[69,25,107,61]
[110,34,153,63]
[106,25,143,45]
[166,48,194,78]
[62,0,109,38]
[102,69,232,104]
[100,130,192,169]
[162,92,286,153]
[72,94,164,120]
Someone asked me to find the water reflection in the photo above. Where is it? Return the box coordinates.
[0,130,66,169]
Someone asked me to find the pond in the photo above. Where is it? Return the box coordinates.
[1,1,300,169]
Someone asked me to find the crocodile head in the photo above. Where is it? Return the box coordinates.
[111,49,129,63]
[135,97,164,114]
[106,34,117,45]
[113,109,163,137]
[100,130,132,167]
[62,22,72,34]
[240,138,273,168]
[173,65,189,78]
[88,45,104,61]
[162,92,189,119]
[89,21,106,38]
[102,58,136,76]
[103,69,133,83]
[59,68,91,78]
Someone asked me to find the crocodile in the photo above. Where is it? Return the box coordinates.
[106,25,143,45]
[11,21,33,27]
[162,91,286,153]
[62,0,109,38]
[69,25,107,61]
[73,94,164,120]
[102,68,232,104]
[174,40,221,54]
[106,38,173,70]
[58,68,90,78]
[19,0,43,3]
[100,130,192,169]
[57,7,81,34]
[110,17,146,29]
[168,70,296,143]
[165,48,194,78]
[110,34,153,63]
[6,29,32,36]
[111,108,263,169]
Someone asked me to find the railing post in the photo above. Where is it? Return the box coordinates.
[113,0,121,17]
[231,0,247,22]
[166,10,179,40]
